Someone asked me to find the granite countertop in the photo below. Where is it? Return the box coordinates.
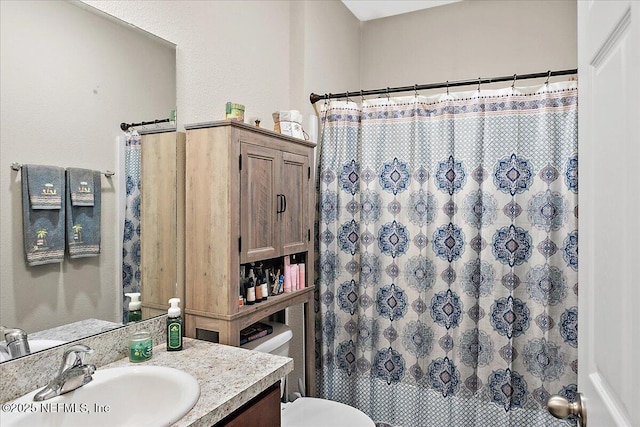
[30,318,123,342]
[101,337,293,426]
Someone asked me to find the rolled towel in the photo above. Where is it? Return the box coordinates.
[66,169,101,258]
[22,165,65,266]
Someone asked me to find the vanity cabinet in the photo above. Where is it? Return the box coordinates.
[215,381,281,427]
[184,120,315,396]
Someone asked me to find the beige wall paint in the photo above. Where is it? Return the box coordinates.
[0,0,175,333]
[292,1,362,121]
[87,0,293,129]
[360,0,577,93]
[88,0,361,129]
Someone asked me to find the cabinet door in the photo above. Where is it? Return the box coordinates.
[240,144,279,263]
[280,151,310,255]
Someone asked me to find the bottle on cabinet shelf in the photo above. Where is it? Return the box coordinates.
[298,262,306,289]
[246,276,256,305]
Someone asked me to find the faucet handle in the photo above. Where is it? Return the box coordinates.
[59,344,93,374]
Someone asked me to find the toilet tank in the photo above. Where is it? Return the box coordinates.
[241,321,293,400]
[241,321,292,357]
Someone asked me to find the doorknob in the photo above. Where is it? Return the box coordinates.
[547,393,586,427]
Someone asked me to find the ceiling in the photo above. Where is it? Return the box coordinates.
[341,0,462,22]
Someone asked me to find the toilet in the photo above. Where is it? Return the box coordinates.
[242,321,376,427]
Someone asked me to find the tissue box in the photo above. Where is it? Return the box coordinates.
[273,110,304,139]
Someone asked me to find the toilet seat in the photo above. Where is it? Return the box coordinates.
[281,397,375,427]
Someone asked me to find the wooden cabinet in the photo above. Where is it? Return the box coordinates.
[215,382,281,427]
[184,120,316,396]
[240,144,310,263]
[140,130,186,319]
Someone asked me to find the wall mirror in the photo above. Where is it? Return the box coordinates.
[0,0,177,362]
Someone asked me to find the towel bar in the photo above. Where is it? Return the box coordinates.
[10,162,114,178]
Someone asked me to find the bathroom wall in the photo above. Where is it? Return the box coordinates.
[0,1,175,334]
[360,0,577,92]
[289,1,362,120]
[86,0,361,126]
[86,0,292,128]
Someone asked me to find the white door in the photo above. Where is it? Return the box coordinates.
[569,1,640,426]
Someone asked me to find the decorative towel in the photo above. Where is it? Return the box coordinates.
[66,169,101,258]
[26,164,63,209]
[22,165,65,266]
[68,168,95,206]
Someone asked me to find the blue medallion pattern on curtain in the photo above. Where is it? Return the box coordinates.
[122,130,141,322]
[316,82,578,427]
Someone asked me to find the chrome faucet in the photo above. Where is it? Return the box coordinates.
[0,326,31,359]
[33,344,96,401]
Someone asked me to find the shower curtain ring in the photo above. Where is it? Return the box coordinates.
[545,70,551,86]
[346,90,351,102]
[414,84,419,97]
[360,90,365,103]
[512,74,517,89]
[446,81,449,96]
[477,77,481,92]
[386,87,390,101]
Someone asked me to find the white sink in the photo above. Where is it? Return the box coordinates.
[0,365,200,427]
[0,339,67,362]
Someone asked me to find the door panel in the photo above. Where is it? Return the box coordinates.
[240,144,279,263]
[280,152,309,255]
[577,1,639,426]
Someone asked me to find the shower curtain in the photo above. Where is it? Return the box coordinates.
[316,81,578,427]
[122,129,142,322]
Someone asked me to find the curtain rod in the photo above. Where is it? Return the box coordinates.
[120,118,170,131]
[120,110,177,131]
[309,68,578,104]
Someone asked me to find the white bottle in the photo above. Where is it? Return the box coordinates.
[125,292,142,322]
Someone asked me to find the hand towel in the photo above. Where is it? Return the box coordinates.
[22,165,65,266]
[68,168,95,206]
[26,164,63,209]
[66,169,101,258]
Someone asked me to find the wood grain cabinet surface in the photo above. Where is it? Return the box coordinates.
[140,130,186,319]
[215,382,281,427]
[240,142,310,263]
[183,120,316,396]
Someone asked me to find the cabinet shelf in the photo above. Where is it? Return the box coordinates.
[185,286,314,323]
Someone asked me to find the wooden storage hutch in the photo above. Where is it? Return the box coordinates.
[183,120,316,396]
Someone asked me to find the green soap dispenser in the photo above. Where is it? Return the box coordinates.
[125,292,142,322]
[167,298,183,351]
